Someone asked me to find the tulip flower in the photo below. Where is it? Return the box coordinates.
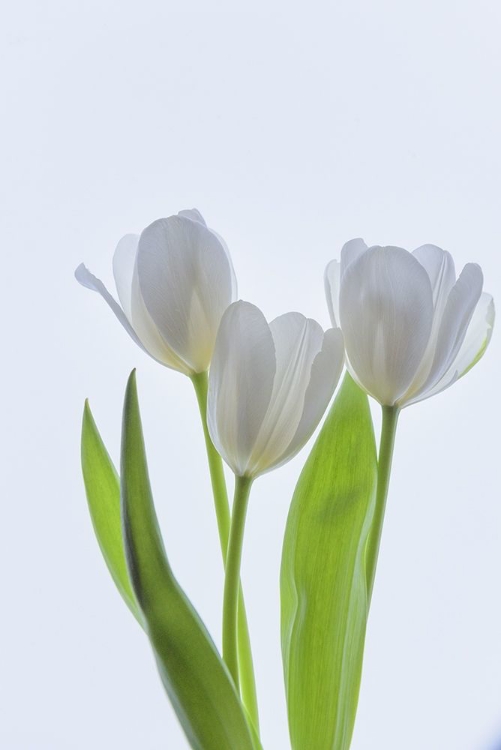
[325,240,495,599]
[207,300,344,690]
[208,301,345,479]
[75,208,237,375]
[325,240,494,408]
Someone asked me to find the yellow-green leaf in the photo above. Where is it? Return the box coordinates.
[81,400,142,624]
[281,374,377,750]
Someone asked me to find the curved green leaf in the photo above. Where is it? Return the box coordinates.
[281,374,377,750]
[81,401,142,624]
[121,370,256,750]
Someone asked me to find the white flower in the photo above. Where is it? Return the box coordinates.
[325,241,495,407]
[207,301,344,478]
[75,209,237,375]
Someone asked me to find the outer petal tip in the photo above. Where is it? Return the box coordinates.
[177,208,207,225]
[75,262,92,286]
[340,238,369,276]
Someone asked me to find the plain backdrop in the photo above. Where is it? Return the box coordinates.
[1,1,500,748]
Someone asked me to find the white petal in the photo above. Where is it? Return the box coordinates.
[403,263,483,403]
[274,327,345,468]
[112,234,140,321]
[208,228,238,300]
[75,263,148,355]
[325,260,340,327]
[130,263,192,374]
[177,208,207,225]
[325,239,369,329]
[207,301,275,477]
[76,260,191,374]
[407,292,495,404]
[113,232,193,373]
[137,215,236,372]
[412,244,456,316]
[339,246,434,405]
[455,292,495,376]
[340,238,368,277]
[398,245,457,400]
[248,314,324,474]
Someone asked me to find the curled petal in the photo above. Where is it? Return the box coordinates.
[275,326,344,467]
[399,245,457,398]
[75,261,191,373]
[249,314,324,475]
[75,263,151,358]
[403,263,483,403]
[339,246,434,406]
[407,292,495,405]
[456,292,495,376]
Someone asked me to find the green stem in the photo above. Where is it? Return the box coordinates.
[191,372,259,732]
[366,405,400,603]
[223,475,253,688]
[192,371,231,553]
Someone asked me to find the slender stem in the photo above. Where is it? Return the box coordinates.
[223,475,253,688]
[191,372,259,732]
[366,405,400,603]
[192,371,231,554]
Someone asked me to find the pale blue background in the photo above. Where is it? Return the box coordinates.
[1,1,500,748]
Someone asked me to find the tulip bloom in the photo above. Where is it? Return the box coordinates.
[325,241,494,408]
[325,240,495,599]
[208,301,345,479]
[207,300,344,692]
[75,208,237,375]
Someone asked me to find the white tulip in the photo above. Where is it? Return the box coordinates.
[75,209,237,375]
[207,301,344,479]
[325,241,494,408]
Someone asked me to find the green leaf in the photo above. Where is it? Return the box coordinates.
[81,400,142,624]
[281,374,378,750]
[121,370,257,750]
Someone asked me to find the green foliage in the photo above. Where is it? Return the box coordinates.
[121,370,257,750]
[81,401,142,624]
[281,374,378,750]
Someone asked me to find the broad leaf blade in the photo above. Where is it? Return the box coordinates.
[81,401,142,624]
[281,374,377,750]
[121,370,256,750]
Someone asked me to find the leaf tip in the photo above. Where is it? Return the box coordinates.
[82,398,94,432]
[126,368,137,390]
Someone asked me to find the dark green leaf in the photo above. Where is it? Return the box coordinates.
[281,374,377,750]
[121,370,256,750]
